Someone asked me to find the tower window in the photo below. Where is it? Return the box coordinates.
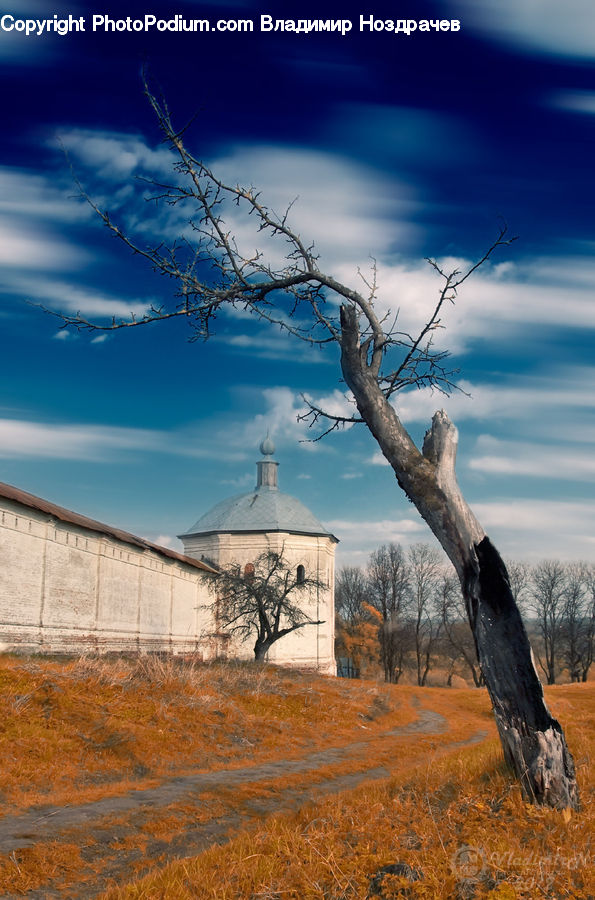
[296,564,306,584]
[244,563,255,579]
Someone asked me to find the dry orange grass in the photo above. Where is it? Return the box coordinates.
[0,653,415,814]
[0,841,85,894]
[2,655,593,899]
[101,683,595,900]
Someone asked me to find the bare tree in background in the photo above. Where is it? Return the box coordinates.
[335,565,368,625]
[407,543,442,686]
[506,560,531,612]
[559,563,595,684]
[580,567,595,683]
[368,543,410,683]
[53,80,579,808]
[560,564,587,683]
[438,571,484,687]
[335,565,375,676]
[530,560,567,685]
[207,550,324,661]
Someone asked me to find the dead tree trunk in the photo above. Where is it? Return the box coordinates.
[340,305,579,809]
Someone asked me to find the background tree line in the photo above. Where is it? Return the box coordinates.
[336,545,595,687]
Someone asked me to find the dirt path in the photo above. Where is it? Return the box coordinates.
[0,700,488,899]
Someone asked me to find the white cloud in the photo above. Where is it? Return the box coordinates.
[235,387,311,450]
[0,385,333,467]
[58,131,414,270]
[473,499,595,561]
[390,368,595,428]
[0,168,88,279]
[329,517,423,535]
[331,254,595,360]
[2,274,151,320]
[0,416,259,463]
[49,131,595,359]
[37,279,149,319]
[45,131,186,243]
[59,129,174,181]
[207,145,413,270]
[302,389,358,427]
[440,0,595,60]
[330,516,428,565]
[52,330,72,341]
[469,435,595,481]
[0,168,88,223]
[217,330,329,363]
[151,534,175,549]
[249,368,594,476]
[331,499,595,566]
[295,368,595,452]
[550,91,595,116]
[179,384,355,467]
[0,419,161,461]
[0,385,324,467]
[0,218,82,270]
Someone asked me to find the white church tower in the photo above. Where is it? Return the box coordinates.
[179,439,337,674]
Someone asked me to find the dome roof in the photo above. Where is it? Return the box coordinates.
[180,439,337,541]
[182,488,334,538]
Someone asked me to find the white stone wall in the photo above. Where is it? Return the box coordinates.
[0,496,214,654]
[0,492,336,675]
[181,529,336,675]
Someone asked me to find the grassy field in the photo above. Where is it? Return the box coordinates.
[0,654,416,812]
[0,655,593,899]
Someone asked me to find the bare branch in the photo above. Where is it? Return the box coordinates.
[54,78,508,420]
[206,549,326,661]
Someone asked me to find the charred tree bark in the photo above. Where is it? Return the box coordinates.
[467,537,578,807]
[339,305,579,809]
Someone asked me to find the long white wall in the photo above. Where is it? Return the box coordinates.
[0,494,336,674]
[0,496,214,654]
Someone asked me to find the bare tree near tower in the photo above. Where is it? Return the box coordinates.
[207,547,325,662]
[50,81,579,809]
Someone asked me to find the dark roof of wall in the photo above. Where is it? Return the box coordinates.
[0,480,217,574]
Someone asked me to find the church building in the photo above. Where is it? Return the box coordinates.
[0,440,337,674]
[180,438,337,673]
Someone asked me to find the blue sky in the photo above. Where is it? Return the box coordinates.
[1,0,594,565]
